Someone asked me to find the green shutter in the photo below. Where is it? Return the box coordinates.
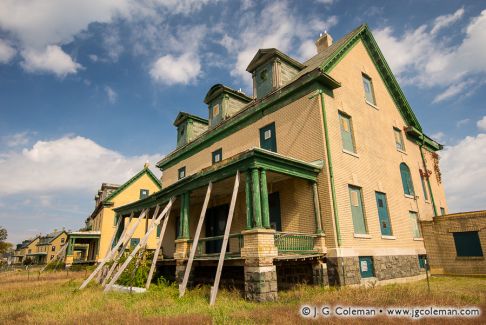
[339,113,356,153]
[349,186,367,234]
[259,123,277,152]
[453,232,483,257]
[400,163,414,195]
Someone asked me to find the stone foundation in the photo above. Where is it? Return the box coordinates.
[244,265,278,302]
[312,260,329,286]
[327,256,361,285]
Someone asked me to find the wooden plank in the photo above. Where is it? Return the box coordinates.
[104,198,174,292]
[101,208,156,286]
[209,171,240,306]
[145,203,173,289]
[39,243,68,274]
[79,208,148,290]
[179,182,212,297]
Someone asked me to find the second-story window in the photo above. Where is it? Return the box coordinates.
[259,122,277,152]
[178,167,186,180]
[362,73,376,105]
[61,238,65,244]
[51,245,55,252]
[140,189,149,199]
[394,127,405,151]
[212,148,222,164]
[339,112,356,153]
[400,163,415,196]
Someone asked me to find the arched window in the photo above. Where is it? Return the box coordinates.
[400,163,415,196]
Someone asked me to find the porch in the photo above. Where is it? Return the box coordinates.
[113,148,327,301]
[65,231,101,265]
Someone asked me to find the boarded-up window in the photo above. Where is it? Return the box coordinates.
[409,211,421,238]
[349,186,367,234]
[213,104,220,116]
[394,128,405,151]
[362,74,376,105]
[339,112,356,153]
[453,231,483,257]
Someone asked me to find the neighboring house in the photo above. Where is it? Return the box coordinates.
[35,230,68,264]
[12,240,31,264]
[114,24,447,301]
[65,165,162,265]
[23,236,41,264]
[421,210,486,275]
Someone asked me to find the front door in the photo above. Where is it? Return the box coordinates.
[205,204,229,254]
[375,192,392,236]
[269,192,282,231]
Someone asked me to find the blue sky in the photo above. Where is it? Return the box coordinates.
[0,0,485,244]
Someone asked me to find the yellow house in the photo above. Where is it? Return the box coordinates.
[114,24,449,301]
[35,230,68,264]
[65,165,162,265]
[23,236,41,264]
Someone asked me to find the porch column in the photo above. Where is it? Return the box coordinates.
[245,170,253,229]
[260,169,270,229]
[251,168,262,228]
[312,182,323,234]
[179,192,190,239]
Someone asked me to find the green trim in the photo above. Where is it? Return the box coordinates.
[116,148,321,216]
[156,70,340,170]
[173,111,208,127]
[204,84,252,104]
[321,24,422,133]
[245,171,253,229]
[251,168,262,228]
[260,169,270,228]
[405,126,442,151]
[319,90,341,246]
[246,48,305,73]
[104,167,162,203]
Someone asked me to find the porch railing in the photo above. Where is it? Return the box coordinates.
[188,233,244,258]
[274,232,317,253]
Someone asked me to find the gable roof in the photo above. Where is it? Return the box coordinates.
[104,166,162,203]
[204,84,253,104]
[174,112,208,127]
[246,48,305,73]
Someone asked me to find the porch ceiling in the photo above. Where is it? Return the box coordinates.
[115,148,322,216]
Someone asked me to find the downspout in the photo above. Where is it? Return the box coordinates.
[419,136,438,217]
[317,89,341,247]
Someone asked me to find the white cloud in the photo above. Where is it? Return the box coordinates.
[441,133,486,212]
[456,118,470,127]
[477,116,486,131]
[374,8,486,102]
[432,80,473,103]
[431,7,464,34]
[105,86,118,104]
[150,53,201,85]
[1,132,31,148]
[0,135,161,195]
[20,45,82,77]
[0,39,16,63]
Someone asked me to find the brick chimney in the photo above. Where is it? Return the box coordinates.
[315,32,333,53]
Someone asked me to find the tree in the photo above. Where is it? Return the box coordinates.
[0,227,6,242]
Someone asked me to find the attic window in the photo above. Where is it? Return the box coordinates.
[260,69,268,81]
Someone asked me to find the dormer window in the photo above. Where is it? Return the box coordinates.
[260,69,268,81]
[213,104,220,117]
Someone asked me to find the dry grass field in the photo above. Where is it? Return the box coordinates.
[0,269,484,324]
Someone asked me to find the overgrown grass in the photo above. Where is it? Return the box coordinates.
[0,270,484,324]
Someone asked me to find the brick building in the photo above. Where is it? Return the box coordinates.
[113,24,447,301]
[421,211,485,275]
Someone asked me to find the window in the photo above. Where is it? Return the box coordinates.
[156,224,161,238]
[259,122,277,152]
[339,112,356,153]
[440,207,446,215]
[453,231,483,257]
[400,163,415,196]
[375,192,392,236]
[418,255,427,269]
[180,126,185,137]
[420,173,429,201]
[178,167,186,180]
[409,211,421,238]
[212,148,222,164]
[51,246,55,252]
[362,74,376,105]
[213,104,220,117]
[393,127,405,151]
[140,189,149,199]
[349,186,367,234]
[130,238,140,249]
[61,238,65,244]
[50,255,54,260]
[359,256,375,278]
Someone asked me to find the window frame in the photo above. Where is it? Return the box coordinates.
[212,148,223,164]
[393,127,405,152]
[453,231,483,257]
[338,111,357,154]
[362,73,377,106]
[348,185,368,235]
[400,163,415,197]
[178,166,186,180]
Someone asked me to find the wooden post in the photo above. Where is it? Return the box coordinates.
[79,208,148,290]
[245,171,252,229]
[104,198,174,292]
[179,182,212,297]
[145,203,173,289]
[260,169,270,229]
[312,182,323,234]
[101,209,154,286]
[209,171,240,306]
[251,168,262,228]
